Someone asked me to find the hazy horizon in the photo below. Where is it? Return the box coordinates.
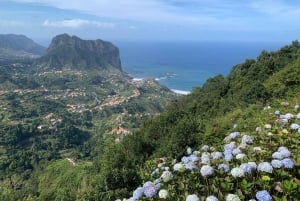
[1,1,300,45]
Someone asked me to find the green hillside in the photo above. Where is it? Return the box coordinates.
[0,40,300,201]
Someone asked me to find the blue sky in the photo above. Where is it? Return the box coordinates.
[1,0,300,45]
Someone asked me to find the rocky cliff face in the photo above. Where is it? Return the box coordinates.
[37,34,122,71]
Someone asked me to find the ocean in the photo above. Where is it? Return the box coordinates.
[115,41,287,93]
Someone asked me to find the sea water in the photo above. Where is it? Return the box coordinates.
[116,40,287,94]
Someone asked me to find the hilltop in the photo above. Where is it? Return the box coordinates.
[0,34,46,61]
[36,33,122,71]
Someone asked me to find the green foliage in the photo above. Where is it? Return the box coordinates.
[264,57,300,97]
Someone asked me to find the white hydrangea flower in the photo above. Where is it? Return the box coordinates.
[186,194,200,201]
[236,153,247,160]
[264,124,272,129]
[200,165,214,177]
[173,163,185,172]
[226,194,241,201]
[158,189,169,199]
[206,195,219,201]
[231,167,245,178]
[187,147,192,155]
[160,170,173,182]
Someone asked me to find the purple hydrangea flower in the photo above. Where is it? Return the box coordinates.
[256,190,272,201]
[143,182,157,198]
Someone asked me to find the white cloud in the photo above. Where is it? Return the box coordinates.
[249,0,300,17]
[0,20,22,27]
[42,19,114,28]
[11,0,218,25]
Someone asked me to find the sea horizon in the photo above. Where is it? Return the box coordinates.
[116,40,290,93]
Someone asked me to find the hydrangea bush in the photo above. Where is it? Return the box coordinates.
[117,103,300,201]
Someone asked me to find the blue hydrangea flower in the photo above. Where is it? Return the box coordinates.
[224,144,236,152]
[271,160,283,168]
[240,162,256,174]
[256,190,272,201]
[232,148,242,156]
[278,147,291,158]
[224,153,233,162]
[290,123,300,130]
[189,155,199,162]
[185,162,198,171]
[201,153,211,164]
[272,152,283,160]
[201,145,210,151]
[229,131,240,139]
[218,163,230,172]
[200,165,214,177]
[181,156,190,164]
[211,151,223,159]
[274,110,280,115]
[257,162,273,173]
[186,194,200,201]
[132,187,144,200]
[281,158,294,169]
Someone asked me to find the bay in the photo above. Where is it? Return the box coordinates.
[115,40,287,93]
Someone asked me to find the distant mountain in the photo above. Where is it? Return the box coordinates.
[36,34,122,71]
[0,34,46,60]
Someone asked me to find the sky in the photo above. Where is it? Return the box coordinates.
[1,0,300,45]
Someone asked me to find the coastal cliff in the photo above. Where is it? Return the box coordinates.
[36,34,122,71]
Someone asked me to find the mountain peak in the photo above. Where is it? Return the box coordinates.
[0,34,46,60]
[37,34,122,71]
